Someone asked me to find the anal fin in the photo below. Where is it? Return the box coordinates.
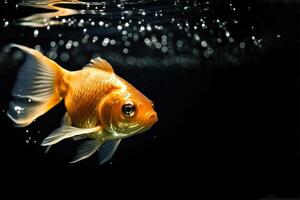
[70,139,103,163]
[98,139,121,165]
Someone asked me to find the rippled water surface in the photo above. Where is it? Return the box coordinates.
[1,0,268,68]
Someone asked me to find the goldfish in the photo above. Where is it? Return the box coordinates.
[7,44,158,164]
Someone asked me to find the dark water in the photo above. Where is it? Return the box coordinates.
[0,0,299,198]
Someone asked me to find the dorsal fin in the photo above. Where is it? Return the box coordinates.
[85,57,114,73]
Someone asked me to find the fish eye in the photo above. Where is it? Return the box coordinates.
[122,102,136,117]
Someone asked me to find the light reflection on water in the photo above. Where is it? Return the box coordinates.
[5,0,266,70]
[17,0,90,27]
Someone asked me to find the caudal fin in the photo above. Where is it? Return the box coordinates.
[7,44,66,127]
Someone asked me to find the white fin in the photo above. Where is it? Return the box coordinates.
[45,146,51,154]
[41,125,101,146]
[70,140,102,163]
[7,44,64,127]
[85,57,114,73]
[45,113,72,153]
[98,139,121,165]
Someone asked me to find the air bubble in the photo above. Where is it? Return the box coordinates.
[49,51,57,59]
[50,41,56,47]
[225,31,230,38]
[122,30,127,35]
[92,36,98,43]
[123,48,129,54]
[201,40,208,48]
[34,45,41,51]
[194,34,200,41]
[146,25,152,31]
[144,38,151,46]
[73,41,79,47]
[176,40,183,48]
[33,29,39,37]
[102,38,110,46]
[110,39,116,45]
[133,33,139,41]
[161,35,167,41]
[155,43,162,49]
[239,42,245,49]
[124,41,131,47]
[140,26,145,32]
[65,40,72,49]
[60,52,70,62]
[161,46,168,53]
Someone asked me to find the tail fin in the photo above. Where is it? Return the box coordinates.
[7,44,66,127]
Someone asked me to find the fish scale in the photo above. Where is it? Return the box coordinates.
[65,68,118,128]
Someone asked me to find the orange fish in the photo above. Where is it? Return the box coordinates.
[7,44,158,164]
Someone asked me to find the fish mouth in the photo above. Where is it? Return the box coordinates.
[146,111,158,125]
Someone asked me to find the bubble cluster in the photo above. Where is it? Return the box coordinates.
[14,106,23,115]
[1,1,275,69]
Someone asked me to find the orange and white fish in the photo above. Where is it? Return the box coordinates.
[7,44,158,164]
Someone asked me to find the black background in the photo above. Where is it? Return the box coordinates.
[0,0,299,199]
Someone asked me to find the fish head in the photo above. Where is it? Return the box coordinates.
[98,89,157,137]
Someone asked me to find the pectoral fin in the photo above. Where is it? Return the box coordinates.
[41,125,101,146]
[70,139,103,163]
[98,139,121,165]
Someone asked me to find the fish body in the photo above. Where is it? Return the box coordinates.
[7,44,157,164]
[64,67,118,129]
